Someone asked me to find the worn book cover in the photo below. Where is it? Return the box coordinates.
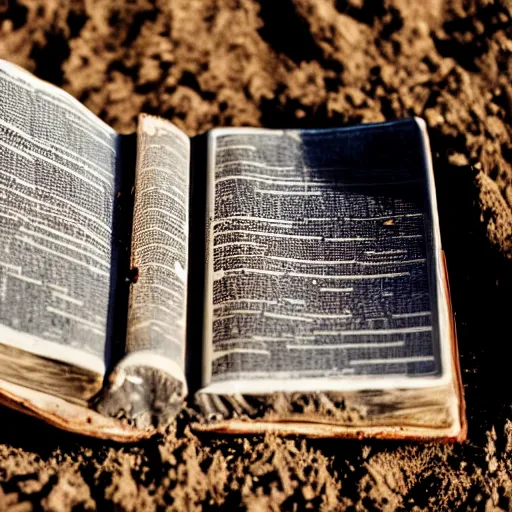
[0,59,466,442]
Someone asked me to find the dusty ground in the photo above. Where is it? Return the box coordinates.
[0,0,512,509]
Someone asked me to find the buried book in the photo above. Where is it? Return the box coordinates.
[0,59,465,442]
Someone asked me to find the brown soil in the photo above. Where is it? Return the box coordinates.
[0,0,512,509]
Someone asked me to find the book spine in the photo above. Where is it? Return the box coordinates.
[185,132,209,393]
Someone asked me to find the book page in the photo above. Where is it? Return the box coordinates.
[203,124,445,393]
[98,115,190,428]
[126,115,190,368]
[0,60,118,378]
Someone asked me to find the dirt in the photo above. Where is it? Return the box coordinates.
[0,0,511,509]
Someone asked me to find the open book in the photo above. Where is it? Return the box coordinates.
[0,59,466,442]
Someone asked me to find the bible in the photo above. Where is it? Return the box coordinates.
[0,59,466,442]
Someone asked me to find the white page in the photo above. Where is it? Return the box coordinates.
[0,60,118,375]
[126,114,190,380]
[202,123,452,394]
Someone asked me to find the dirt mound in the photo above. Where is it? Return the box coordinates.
[0,0,511,509]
